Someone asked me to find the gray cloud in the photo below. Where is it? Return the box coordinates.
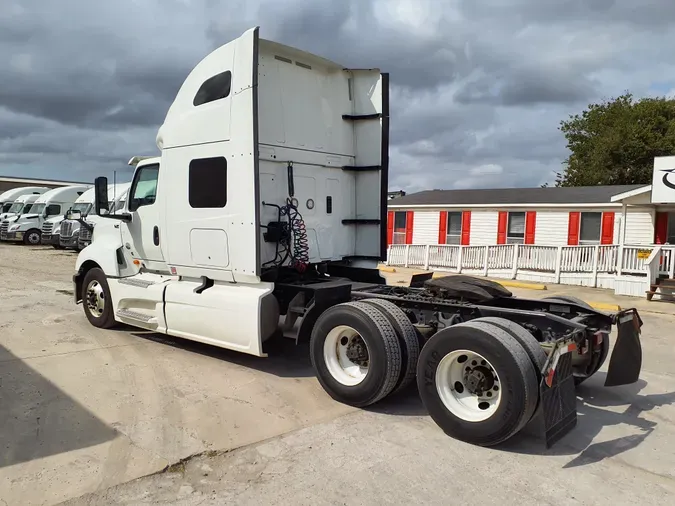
[0,0,674,191]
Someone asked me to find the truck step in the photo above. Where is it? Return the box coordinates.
[342,113,382,121]
[119,277,156,288]
[342,219,381,225]
[341,165,382,172]
[116,308,155,322]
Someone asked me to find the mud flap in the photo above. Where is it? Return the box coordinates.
[605,308,643,387]
[521,340,577,448]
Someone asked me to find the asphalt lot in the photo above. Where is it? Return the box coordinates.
[1,243,675,505]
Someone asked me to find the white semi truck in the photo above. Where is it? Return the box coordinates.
[71,27,644,448]
[0,193,43,222]
[1,185,90,244]
[75,183,130,250]
[0,187,49,219]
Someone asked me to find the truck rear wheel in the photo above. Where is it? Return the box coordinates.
[81,268,117,329]
[360,298,420,394]
[417,320,539,446]
[310,301,402,407]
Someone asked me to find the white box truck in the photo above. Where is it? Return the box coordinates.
[60,183,130,250]
[71,27,644,448]
[1,185,90,244]
[0,187,49,219]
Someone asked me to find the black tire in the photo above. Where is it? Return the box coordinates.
[81,267,117,329]
[417,320,539,447]
[23,229,41,245]
[472,317,547,381]
[310,301,402,407]
[573,334,610,386]
[361,298,420,394]
[471,317,547,431]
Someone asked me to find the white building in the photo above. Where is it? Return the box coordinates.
[385,156,675,299]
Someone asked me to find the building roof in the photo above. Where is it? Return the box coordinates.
[388,184,648,207]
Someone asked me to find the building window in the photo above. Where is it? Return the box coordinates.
[579,212,602,245]
[189,157,227,208]
[193,70,232,106]
[507,212,525,244]
[446,211,462,244]
[393,211,407,244]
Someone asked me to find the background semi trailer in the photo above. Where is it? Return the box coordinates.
[0,193,43,222]
[1,185,90,244]
[71,27,643,448]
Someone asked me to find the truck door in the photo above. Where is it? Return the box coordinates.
[120,162,165,266]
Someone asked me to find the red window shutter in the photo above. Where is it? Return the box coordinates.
[568,212,580,245]
[497,211,508,244]
[438,211,447,244]
[655,212,668,244]
[387,211,394,245]
[600,212,615,245]
[461,211,471,245]
[524,211,536,244]
[405,211,414,244]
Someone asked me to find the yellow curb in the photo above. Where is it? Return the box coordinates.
[588,301,621,312]
[496,280,547,291]
[378,266,397,273]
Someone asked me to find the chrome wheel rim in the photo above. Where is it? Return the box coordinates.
[86,280,105,318]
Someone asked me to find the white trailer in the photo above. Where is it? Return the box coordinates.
[1,185,90,244]
[71,27,643,448]
[0,187,49,219]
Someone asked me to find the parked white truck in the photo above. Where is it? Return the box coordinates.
[71,27,644,448]
[0,187,48,219]
[1,185,90,244]
[0,193,43,222]
[60,183,130,250]
[75,183,130,250]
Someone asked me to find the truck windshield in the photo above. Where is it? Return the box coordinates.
[1,203,11,213]
[30,204,45,215]
[8,202,24,214]
[72,202,92,215]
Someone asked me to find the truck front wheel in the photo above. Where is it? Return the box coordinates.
[23,229,41,245]
[417,320,539,447]
[310,301,402,407]
[81,268,117,329]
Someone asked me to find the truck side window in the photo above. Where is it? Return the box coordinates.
[46,204,61,216]
[193,70,232,106]
[189,157,227,208]
[129,164,160,212]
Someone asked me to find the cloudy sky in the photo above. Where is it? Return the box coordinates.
[1,0,674,193]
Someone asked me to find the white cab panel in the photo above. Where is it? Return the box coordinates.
[163,280,275,357]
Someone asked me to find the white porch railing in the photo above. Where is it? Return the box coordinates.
[387,243,675,295]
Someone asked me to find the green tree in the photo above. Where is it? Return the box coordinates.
[555,92,675,187]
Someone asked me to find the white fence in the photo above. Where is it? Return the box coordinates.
[386,243,675,298]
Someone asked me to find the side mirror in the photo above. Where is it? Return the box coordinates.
[66,209,82,221]
[94,177,109,216]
